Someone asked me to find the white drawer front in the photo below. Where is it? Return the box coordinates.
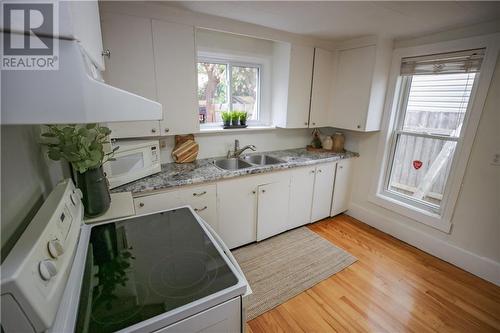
[133,184,218,231]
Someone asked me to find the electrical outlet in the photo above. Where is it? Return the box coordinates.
[492,153,500,166]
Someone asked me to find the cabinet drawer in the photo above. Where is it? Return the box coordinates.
[133,184,218,231]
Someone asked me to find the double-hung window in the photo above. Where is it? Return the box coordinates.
[382,49,485,219]
[197,58,261,125]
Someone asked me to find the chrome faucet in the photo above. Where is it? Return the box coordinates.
[227,139,256,158]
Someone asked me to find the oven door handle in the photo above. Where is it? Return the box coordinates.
[201,219,252,297]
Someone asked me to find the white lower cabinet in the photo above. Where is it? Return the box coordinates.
[154,297,241,333]
[311,162,336,222]
[287,166,316,229]
[132,158,354,250]
[133,184,218,230]
[256,180,290,241]
[217,176,259,249]
[331,158,354,216]
[217,172,291,249]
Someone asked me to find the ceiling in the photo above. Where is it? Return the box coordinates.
[169,1,500,41]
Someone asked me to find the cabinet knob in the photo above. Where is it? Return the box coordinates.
[139,202,145,207]
[151,128,157,133]
[252,191,256,194]
[164,128,170,133]
[304,122,308,125]
[318,169,322,173]
[311,170,316,174]
[102,49,111,58]
[262,189,266,193]
[312,122,316,126]
[357,125,361,129]
[339,166,343,169]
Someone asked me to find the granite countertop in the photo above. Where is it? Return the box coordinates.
[112,148,359,195]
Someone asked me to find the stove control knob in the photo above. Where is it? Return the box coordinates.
[39,259,57,281]
[70,189,82,205]
[48,239,64,258]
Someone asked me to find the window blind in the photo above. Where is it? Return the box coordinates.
[403,73,476,136]
[401,48,485,76]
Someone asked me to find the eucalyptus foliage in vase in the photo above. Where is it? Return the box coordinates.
[42,124,118,217]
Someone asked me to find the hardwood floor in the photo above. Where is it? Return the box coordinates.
[246,214,500,333]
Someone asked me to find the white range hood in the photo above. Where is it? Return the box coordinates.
[1,34,162,125]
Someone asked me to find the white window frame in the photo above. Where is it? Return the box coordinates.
[370,33,500,233]
[197,53,263,129]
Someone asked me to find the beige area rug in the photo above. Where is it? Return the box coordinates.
[232,227,357,320]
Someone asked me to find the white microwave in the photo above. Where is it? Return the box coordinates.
[103,140,161,189]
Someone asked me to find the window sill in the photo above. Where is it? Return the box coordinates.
[198,125,276,134]
[368,191,452,233]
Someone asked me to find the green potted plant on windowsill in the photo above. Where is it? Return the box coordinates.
[230,111,240,126]
[42,124,118,217]
[221,111,231,127]
[239,111,248,126]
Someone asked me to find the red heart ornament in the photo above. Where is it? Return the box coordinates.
[413,160,423,170]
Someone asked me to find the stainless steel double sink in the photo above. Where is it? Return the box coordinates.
[213,154,285,171]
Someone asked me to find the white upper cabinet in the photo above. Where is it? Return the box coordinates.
[287,44,315,128]
[310,48,335,128]
[272,43,314,128]
[63,1,105,70]
[100,10,199,138]
[152,20,199,136]
[330,37,393,131]
[100,12,161,138]
[12,1,105,69]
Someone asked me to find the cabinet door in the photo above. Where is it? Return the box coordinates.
[152,20,199,136]
[286,44,314,128]
[288,166,315,229]
[331,158,354,216]
[311,163,336,222]
[67,0,105,70]
[217,177,258,249]
[310,48,334,127]
[256,181,290,241]
[331,45,376,131]
[100,12,160,138]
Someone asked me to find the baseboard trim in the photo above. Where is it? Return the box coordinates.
[346,203,500,286]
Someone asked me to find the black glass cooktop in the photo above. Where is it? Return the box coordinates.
[75,208,239,333]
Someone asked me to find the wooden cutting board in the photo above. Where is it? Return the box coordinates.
[172,134,199,163]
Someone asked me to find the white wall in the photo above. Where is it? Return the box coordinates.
[197,28,274,57]
[1,126,67,258]
[346,30,500,285]
[159,128,313,164]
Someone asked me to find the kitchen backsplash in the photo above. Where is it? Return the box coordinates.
[159,128,312,164]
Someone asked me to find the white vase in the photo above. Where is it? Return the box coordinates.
[322,135,333,150]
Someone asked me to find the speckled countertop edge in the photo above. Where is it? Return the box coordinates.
[112,148,359,195]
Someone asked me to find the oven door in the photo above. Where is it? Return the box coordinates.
[104,146,160,189]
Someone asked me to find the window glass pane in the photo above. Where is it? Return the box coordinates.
[231,66,259,121]
[197,62,228,124]
[403,73,476,136]
[388,134,457,208]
